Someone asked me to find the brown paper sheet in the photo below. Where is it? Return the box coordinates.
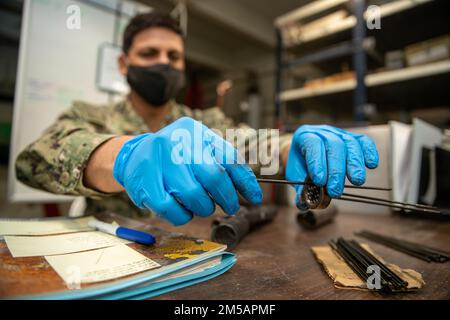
[312,244,425,291]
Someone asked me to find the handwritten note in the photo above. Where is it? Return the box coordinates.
[45,245,161,284]
[0,216,94,236]
[4,231,131,257]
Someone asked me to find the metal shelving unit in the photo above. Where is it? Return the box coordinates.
[273,0,444,127]
[280,59,450,101]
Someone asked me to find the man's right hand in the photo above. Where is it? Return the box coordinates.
[104,117,262,225]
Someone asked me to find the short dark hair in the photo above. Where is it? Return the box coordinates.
[122,11,183,54]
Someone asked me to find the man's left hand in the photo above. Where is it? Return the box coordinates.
[285,125,379,208]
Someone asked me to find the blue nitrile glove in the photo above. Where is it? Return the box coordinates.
[113,117,262,226]
[286,125,379,208]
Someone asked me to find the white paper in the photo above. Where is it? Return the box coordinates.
[407,118,442,204]
[0,216,94,236]
[153,257,222,284]
[389,121,412,202]
[97,44,128,94]
[45,245,161,284]
[4,231,131,257]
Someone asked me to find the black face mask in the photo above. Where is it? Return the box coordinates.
[126,64,186,107]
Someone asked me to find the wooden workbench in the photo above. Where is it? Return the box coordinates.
[1,207,448,299]
[144,206,450,300]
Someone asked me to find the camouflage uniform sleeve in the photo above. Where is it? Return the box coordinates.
[192,106,293,177]
[15,101,118,199]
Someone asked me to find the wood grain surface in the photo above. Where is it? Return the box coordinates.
[1,207,449,299]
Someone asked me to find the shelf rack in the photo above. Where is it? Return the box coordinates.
[281,59,450,101]
[273,0,440,125]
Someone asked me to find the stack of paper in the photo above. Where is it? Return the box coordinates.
[0,216,94,236]
[390,119,443,205]
[5,231,131,257]
[45,245,161,284]
[0,217,235,299]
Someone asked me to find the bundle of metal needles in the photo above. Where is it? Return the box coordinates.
[329,238,408,293]
[256,178,443,214]
[356,230,450,263]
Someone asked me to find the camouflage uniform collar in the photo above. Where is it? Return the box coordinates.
[163,99,190,124]
[116,97,189,134]
[112,98,148,135]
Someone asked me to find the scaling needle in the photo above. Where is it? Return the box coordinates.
[339,196,442,214]
[256,178,391,190]
[256,178,442,214]
[341,192,437,209]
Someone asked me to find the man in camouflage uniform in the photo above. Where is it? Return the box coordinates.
[15,12,379,224]
[16,98,290,218]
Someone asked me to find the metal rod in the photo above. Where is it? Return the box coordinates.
[341,192,440,210]
[256,178,442,213]
[344,238,407,290]
[256,178,391,191]
[330,238,408,292]
[356,230,450,262]
[356,232,434,262]
[357,232,435,262]
[329,240,369,282]
[347,239,408,288]
[341,240,396,290]
[338,196,442,214]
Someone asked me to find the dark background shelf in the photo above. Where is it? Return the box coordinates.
[275,0,450,127]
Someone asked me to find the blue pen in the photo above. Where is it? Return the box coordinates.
[88,219,155,245]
